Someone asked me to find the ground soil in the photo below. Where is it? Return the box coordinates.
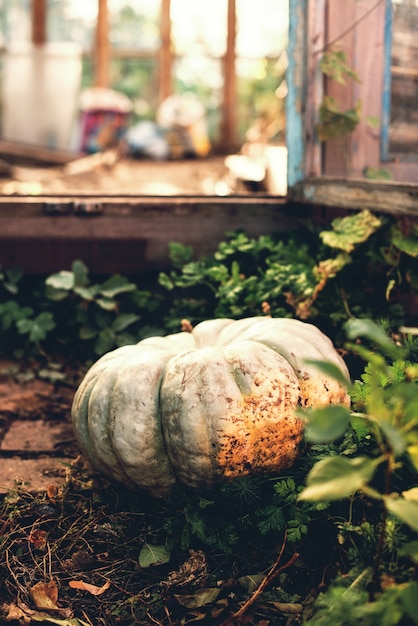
[0,360,80,495]
[0,360,315,626]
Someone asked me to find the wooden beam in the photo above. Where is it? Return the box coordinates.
[95,0,110,87]
[32,0,46,45]
[0,197,299,274]
[286,0,308,187]
[159,0,172,102]
[291,177,418,216]
[219,0,238,152]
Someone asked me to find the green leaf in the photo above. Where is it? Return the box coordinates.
[399,540,418,564]
[16,312,55,342]
[112,313,140,332]
[350,414,372,439]
[304,359,351,388]
[384,496,418,532]
[45,270,75,291]
[94,328,116,355]
[379,420,406,457]
[320,210,382,253]
[298,456,380,502]
[302,405,351,443]
[71,259,89,286]
[138,544,171,568]
[99,275,136,298]
[364,166,392,181]
[73,285,98,301]
[158,272,174,290]
[317,97,361,141]
[366,116,380,129]
[345,318,402,359]
[407,445,418,472]
[96,297,117,311]
[390,222,418,257]
[400,582,418,622]
[79,326,97,340]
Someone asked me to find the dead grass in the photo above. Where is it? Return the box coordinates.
[0,459,309,626]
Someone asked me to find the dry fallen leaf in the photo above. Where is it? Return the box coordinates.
[69,579,111,596]
[30,580,60,610]
[28,528,48,550]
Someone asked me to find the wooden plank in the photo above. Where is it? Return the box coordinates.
[159,0,172,102]
[322,0,355,176]
[0,140,79,165]
[32,0,46,45]
[0,197,304,273]
[305,0,325,177]
[292,177,418,215]
[322,0,385,177]
[219,0,237,152]
[95,0,110,88]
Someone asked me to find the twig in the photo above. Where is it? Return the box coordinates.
[221,533,299,625]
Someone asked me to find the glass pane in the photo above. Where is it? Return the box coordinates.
[389,0,418,156]
[236,0,288,58]
[171,0,227,57]
[235,0,288,144]
[108,0,161,51]
[0,0,31,44]
[47,0,96,48]
[111,56,159,113]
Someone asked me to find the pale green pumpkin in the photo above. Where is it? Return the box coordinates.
[72,317,350,497]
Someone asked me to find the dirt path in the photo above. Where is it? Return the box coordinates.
[0,362,79,494]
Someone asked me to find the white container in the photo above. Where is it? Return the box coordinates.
[1,42,82,151]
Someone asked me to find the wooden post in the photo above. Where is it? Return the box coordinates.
[95,0,110,88]
[32,0,46,45]
[220,0,237,152]
[159,0,172,102]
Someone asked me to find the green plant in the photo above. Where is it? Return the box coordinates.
[299,318,418,623]
[159,212,418,347]
[0,260,164,359]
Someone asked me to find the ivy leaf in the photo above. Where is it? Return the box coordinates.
[99,275,137,298]
[71,259,89,286]
[298,456,380,502]
[320,210,382,253]
[96,298,117,311]
[94,328,116,355]
[112,313,140,332]
[301,405,351,443]
[316,96,361,141]
[17,312,55,342]
[138,544,171,568]
[45,270,75,291]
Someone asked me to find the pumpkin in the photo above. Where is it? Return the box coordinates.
[72,317,350,497]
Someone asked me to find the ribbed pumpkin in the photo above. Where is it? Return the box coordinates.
[72,317,350,497]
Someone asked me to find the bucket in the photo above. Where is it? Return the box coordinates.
[1,42,82,151]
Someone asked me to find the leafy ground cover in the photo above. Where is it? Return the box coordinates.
[0,210,417,625]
